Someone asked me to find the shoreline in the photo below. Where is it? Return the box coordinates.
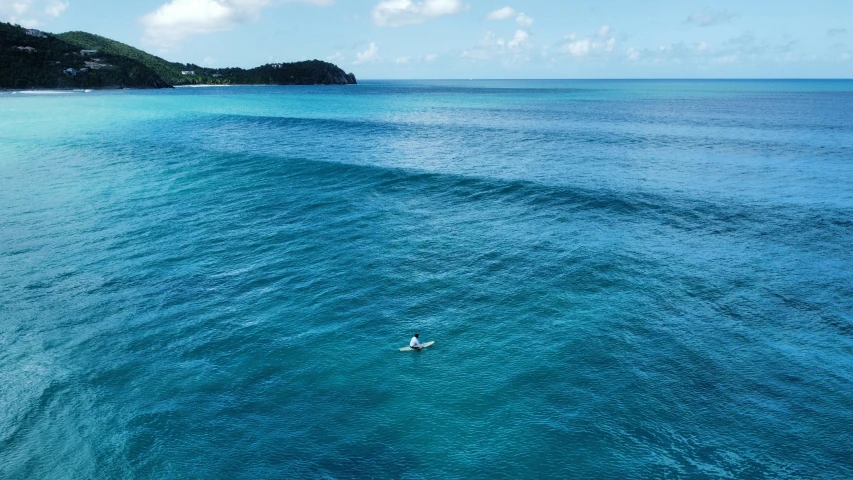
[173,83,356,87]
[1,83,357,94]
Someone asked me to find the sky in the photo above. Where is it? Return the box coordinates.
[1,0,851,78]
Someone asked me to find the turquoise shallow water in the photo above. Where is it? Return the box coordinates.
[1,80,852,478]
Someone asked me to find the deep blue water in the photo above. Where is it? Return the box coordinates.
[1,80,852,478]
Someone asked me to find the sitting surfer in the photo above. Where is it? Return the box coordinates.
[410,333,423,351]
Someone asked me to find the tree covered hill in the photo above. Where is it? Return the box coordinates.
[0,22,171,89]
[58,31,357,87]
[57,31,188,85]
[0,23,357,90]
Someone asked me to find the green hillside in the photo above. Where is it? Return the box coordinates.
[2,24,356,89]
[57,31,357,87]
[0,22,171,89]
[58,31,187,85]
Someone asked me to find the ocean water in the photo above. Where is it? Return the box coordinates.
[1,80,852,479]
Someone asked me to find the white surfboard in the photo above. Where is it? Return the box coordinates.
[399,341,435,352]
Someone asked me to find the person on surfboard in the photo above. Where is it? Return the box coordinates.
[410,334,423,351]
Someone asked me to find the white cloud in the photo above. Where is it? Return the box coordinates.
[326,51,344,62]
[353,42,381,65]
[372,0,462,27]
[394,53,437,65]
[485,6,514,21]
[44,1,68,18]
[563,39,591,56]
[0,0,69,27]
[461,29,532,67]
[485,7,532,28]
[842,52,851,61]
[507,29,529,49]
[515,12,532,28]
[5,2,30,15]
[140,0,331,47]
[141,0,270,47]
[685,9,734,27]
[202,56,216,65]
[479,31,504,48]
[622,35,804,66]
[0,0,25,18]
[560,26,616,58]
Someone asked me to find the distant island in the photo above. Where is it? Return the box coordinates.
[0,22,357,90]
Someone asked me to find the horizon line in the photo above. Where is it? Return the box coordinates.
[356,78,853,81]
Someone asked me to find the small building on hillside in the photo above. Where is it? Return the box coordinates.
[181,70,195,75]
[212,73,223,78]
[80,49,99,56]
[64,68,77,75]
[14,46,37,53]
[270,63,283,69]
[25,29,47,38]
[84,61,109,69]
